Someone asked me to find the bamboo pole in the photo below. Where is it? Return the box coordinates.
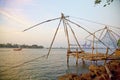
[76,48,79,65]
[66,21,83,52]
[109,30,117,42]
[67,54,69,66]
[95,40,98,64]
[91,33,95,61]
[66,19,112,51]
[23,17,61,32]
[105,65,112,79]
[62,13,71,65]
[63,20,70,52]
[46,19,62,58]
[108,29,118,48]
[98,27,106,39]
[84,27,106,40]
[104,47,109,65]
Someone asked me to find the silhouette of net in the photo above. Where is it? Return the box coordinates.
[99,30,117,49]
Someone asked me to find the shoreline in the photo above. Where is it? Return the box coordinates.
[58,60,120,80]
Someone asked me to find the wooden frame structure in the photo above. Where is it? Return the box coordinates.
[23,13,120,66]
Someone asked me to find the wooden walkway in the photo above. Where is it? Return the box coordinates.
[67,49,120,65]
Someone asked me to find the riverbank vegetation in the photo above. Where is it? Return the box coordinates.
[0,43,44,49]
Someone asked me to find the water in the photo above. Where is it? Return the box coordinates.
[0,48,109,80]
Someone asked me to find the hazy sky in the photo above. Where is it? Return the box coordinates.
[0,0,120,47]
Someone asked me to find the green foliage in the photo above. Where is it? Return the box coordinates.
[95,0,101,4]
[117,39,120,48]
[95,0,114,7]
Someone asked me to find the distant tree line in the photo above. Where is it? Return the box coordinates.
[0,43,44,48]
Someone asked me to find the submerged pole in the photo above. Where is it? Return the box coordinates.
[67,52,69,66]
[104,47,109,65]
[76,49,79,65]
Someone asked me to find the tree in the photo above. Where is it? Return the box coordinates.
[95,0,114,7]
[6,43,13,48]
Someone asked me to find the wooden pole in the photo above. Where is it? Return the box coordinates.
[66,19,112,51]
[66,21,83,51]
[23,17,62,32]
[95,38,98,64]
[91,33,95,63]
[104,47,109,65]
[76,48,79,65]
[108,29,118,48]
[84,27,106,40]
[67,53,69,66]
[105,65,112,79]
[47,18,62,58]
[98,27,106,39]
[109,30,117,42]
[82,57,85,65]
[62,13,71,65]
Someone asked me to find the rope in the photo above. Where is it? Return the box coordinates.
[107,30,117,48]
[66,18,112,51]
[84,27,106,40]
[0,54,46,73]
[70,16,120,30]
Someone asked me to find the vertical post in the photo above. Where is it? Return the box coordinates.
[91,33,95,64]
[104,47,108,65]
[76,49,79,66]
[62,13,71,65]
[95,37,98,65]
[67,51,69,66]
[82,57,85,65]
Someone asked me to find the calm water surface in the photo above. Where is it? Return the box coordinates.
[0,48,109,80]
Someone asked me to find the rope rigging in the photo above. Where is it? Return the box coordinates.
[66,20,83,51]
[65,18,112,51]
[1,13,119,73]
[23,16,69,32]
[69,16,120,30]
[0,54,46,73]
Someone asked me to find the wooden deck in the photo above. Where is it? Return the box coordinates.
[67,49,120,65]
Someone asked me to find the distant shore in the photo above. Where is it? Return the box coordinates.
[0,43,44,49]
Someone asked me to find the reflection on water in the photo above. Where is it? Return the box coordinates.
[0,48,109,80]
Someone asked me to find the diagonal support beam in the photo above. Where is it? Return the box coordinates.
[66,19,112,51]
[23,16,69,32]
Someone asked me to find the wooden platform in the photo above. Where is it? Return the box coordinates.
[67,49,120,65]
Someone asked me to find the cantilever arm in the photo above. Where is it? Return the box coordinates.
[23,17,61,32]
[23,16,69,32]
[66,18,112,51]
[84,27,106,40]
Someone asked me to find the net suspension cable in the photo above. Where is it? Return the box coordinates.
[2,14,119,73]
[69,16,120,30]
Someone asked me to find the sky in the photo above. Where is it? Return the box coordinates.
[0,0,120,47]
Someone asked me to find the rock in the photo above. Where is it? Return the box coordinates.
[58,73,80,80]
[58,60,120,80]
[79,72,92,80]
[89,65,98,72]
